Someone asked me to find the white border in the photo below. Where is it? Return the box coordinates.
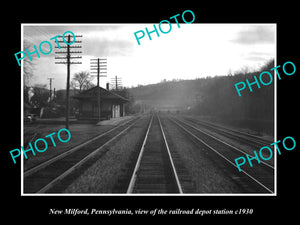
[21,24,24,194]
[21,23,277,196]
[274,23,277,195]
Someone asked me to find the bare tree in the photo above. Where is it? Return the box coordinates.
[23,40,35,87]
[71,71,94,92]
[30,84,49,108]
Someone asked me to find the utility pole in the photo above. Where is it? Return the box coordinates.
[47,77,55,100]
[90,58,107,121]
[54,34,82,129]
[110,75,122,90]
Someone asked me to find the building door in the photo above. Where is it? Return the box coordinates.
[112,104,120,118]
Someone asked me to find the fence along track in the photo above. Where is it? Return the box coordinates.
[127,114,183,194]
[24,117,141,193]
[169,117,274,193]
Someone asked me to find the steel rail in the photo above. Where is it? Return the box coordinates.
[24,117,139,178]
[36,117,141,193]
[157,115,183,193]
[126,114,154,193]
[170,117,273,193]
[175,117,274,170]
[181,116,272,145]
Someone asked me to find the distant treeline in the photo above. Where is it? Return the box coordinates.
[129,59,275,134]
[192,60,274,121]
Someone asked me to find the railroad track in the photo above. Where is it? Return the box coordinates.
[23,116,141,193]
[180,115,272,148]
[24,113,275,194]
[169,116,275,193]
[176,115,275,168]
[126,113,183,194]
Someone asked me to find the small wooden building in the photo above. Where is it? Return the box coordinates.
[73,86,128,120]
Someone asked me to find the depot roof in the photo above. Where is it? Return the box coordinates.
[72,86,129,103]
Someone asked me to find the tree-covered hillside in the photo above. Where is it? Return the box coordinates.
[129,60,275,134]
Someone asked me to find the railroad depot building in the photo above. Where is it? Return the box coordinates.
[72,86,128,120]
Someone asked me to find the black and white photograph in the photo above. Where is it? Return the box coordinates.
[21,23,276,195]
[4,5,298,220]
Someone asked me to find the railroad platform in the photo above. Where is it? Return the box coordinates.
[96,116,134,126]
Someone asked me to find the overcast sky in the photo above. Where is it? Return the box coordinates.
[22,23,275,90]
